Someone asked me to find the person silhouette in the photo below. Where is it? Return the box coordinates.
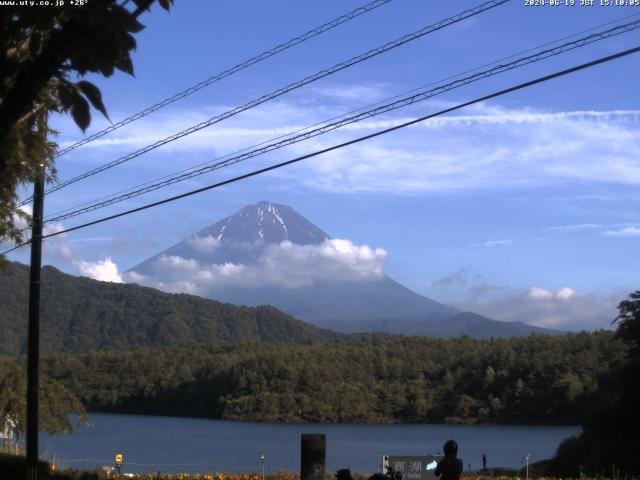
[435,440,463,480]
[482,453,487,471]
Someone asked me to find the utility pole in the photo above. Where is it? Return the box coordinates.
[524,453,531,480]
[26,128,46,480]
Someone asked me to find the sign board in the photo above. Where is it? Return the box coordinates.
[382,455,443,480]
[115,453,124,467]
[301,433,325,480]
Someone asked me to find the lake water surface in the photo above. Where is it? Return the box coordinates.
[39,413,580,474]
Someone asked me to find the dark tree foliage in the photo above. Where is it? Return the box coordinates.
[614,291,640,359]
[552,291,640,477]
[0,0,173,243]
[0,363,89,442]
[0,331,625,426]
[0,261,345,355]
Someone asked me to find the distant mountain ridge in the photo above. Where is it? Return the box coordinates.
[319,312,561,339]
[128,201,561,338]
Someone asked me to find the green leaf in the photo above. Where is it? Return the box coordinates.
[70,94,91,132]
[56,82,75,111]
[111,4,146,33]
[76,80,109,121]
[98,53,116,77]
[158,0,174,11]
[115,54,134,76]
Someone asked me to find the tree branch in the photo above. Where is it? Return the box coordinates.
[16,103,47,126]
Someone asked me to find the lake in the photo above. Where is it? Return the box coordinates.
[39,413,580,474]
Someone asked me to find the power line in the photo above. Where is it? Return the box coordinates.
[41,19,640,225]
[41,12,640,223]
[1,242,27,256]
[4,44,637,256]
[11,11,638,239]
[52,0,394,159]
[20,0,509,205]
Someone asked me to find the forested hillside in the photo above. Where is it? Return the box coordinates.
[0,331,623,425]
[0,261,345,355]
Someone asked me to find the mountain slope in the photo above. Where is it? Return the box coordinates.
[208,276,459,323]
[0,261,345,356]
[127,201,458,321]
[127,201,560,338]
[317,312,560,338]
[131,202,331,270]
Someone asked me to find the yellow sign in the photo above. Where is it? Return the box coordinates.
[115,453,123,466]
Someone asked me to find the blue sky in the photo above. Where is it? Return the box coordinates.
[5,0,640,330]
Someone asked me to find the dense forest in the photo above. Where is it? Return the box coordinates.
[0,331,624,425]
[550,291,640,476]
[1,259,636,474]
[0,261,346,355]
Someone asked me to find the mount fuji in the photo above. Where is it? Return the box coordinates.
[126,201,559,338]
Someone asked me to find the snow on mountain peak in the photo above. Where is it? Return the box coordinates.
[195,201,329,246]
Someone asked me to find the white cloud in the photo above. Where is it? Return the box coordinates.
[2,200,73,257]
[288,106,640,194]
[159,254,199,271]
[459,286,622,330]
[528,286,554,300]
[67,236,117,243]
[125,271,147,283]
[56,244,75,262]
[124,238,387,293]
[55,101,327,155]
[546,223,640,238]
[602,226,640,238]
[471,239,512,247]
[185,234,220,252]
[430,266,624,330]
[73,257,123,283]
[556,287,576,300]
[313,84,387,102]
[1,210,126,285]
[546,223,605,232]
[528,286,576,301]
[54,93,640,196]
[42,221,66,237]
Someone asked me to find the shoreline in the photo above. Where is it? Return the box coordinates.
[83,410,583,428]
[37,414,575,474]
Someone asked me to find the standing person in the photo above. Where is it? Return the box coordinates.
[435,440,463,480]
[482,454,487,471]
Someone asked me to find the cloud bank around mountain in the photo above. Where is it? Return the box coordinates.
[432,267,624,330]
[123,238,388,294]
[459,286,622,331]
